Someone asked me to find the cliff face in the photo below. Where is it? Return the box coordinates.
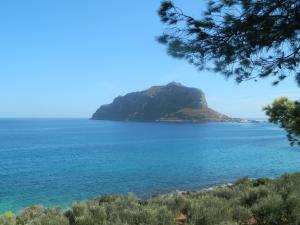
[91,82,231,122]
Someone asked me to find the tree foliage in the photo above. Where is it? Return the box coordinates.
[264,97,300,145]
[158,0,300,85]
[158,0,300,145]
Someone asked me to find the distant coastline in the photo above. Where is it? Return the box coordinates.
[91,117,259,124]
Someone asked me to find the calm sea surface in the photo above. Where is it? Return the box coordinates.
[0,119,299,214]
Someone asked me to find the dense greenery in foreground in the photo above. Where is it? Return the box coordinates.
[2,173,300,225]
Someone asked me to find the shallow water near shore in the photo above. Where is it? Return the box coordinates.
[0,119,299,214]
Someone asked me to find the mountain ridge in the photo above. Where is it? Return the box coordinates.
[91,82,245,123]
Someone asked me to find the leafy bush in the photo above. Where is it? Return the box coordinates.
[0,212,16,225]
[16,207,68,225]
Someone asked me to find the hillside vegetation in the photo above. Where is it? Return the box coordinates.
[2,173,300,225]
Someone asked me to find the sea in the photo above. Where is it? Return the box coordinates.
[0,119,299,214]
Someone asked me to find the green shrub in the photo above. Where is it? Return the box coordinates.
[0,212,16,225]
[188,195,233,225]
[252,193,284,224]
[284,192,300,223]
[253,178,273,187]
[16,207,68,225]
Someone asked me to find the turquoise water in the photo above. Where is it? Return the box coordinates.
[0,119,299,214]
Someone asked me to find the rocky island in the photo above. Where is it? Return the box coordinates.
[92,82,248,123]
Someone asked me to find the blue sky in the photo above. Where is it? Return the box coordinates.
[0,0,299,118]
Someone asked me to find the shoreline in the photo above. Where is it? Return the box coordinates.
[0,181,236,215]
[2,176,278,215]
[91,118,259,124]
[3,173,300,225]
[146,182,235,200]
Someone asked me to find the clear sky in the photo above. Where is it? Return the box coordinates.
[0,0,299,118]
